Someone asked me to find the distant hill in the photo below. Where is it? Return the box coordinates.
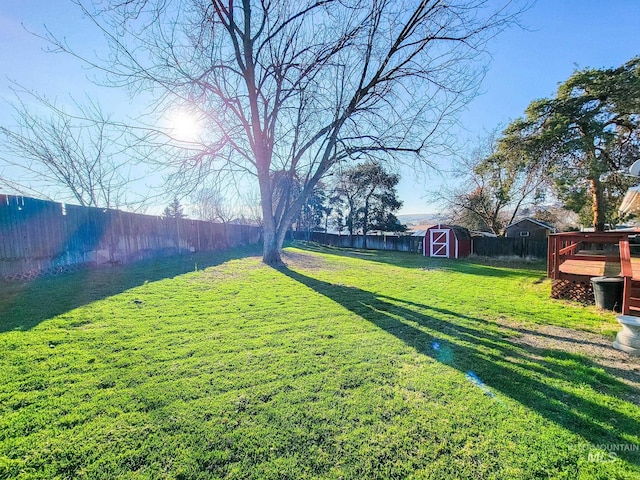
[397,213,446,228]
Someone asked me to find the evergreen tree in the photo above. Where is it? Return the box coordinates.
[164,197,185,218]
[331,162,405,246]
[499,57,640,230]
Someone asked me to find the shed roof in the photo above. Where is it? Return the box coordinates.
[425,224,471,240]
[505,217,555,232]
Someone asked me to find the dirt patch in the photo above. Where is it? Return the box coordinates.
[282,251,342,272]
[501,319,640,404]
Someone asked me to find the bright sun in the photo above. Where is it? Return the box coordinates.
[169,110,202,142]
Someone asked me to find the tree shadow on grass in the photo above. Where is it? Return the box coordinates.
[382,295,639,388]
[280,266,640,466]
[289,241,545,279]
[0,244,261,333]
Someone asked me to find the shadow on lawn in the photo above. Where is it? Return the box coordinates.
[0,244,260,333]
[280,266,640,465]
[290,241,545,279]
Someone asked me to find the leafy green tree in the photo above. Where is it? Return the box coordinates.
[332,162,404,246]
[332,208,346,235]
[499,57,640,231]
[296,185,331,238]
[368,208,406,234]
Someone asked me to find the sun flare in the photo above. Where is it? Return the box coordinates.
[169,110,202,141]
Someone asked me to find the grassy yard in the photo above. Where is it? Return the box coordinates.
[0,243,639,479]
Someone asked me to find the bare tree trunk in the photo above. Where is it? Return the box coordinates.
[48,0,522,266]
[258,168,283,265]
[262,216,282,265]
[490,214,502,237]
[272,200,306,265]
[590,177,605,231]
[362,198,370,249]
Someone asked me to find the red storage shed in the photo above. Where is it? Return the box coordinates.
[423,224,472,259]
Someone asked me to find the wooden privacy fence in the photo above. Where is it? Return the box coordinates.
[0,195,261,281]
[293,231,548,259]
[472,236,548,258]
[293,231,423,252]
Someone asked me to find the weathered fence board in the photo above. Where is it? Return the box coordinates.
[0,195,261,280]
[472,236,548,258]
[293,232,423,253]
[291,231,548,259]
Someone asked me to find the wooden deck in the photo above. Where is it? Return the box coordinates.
[548,231,640,315]
[548,232,634,280]
[558,255,640,279]
[559,257,620,278]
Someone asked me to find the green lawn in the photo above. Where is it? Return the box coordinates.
[0,243,638,479]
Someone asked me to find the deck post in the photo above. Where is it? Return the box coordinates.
[620,238,633,315]
[547,236,554,277]
[623,277,632,315]
[553,236,560,279]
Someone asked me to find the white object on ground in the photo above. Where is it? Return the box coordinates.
[613,315,640,355]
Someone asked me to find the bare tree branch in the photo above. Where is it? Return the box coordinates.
[40,0,524,263]
[0,87,144,209]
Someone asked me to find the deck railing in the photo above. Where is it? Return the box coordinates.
[548,231,634,314]
[547,232,631,277]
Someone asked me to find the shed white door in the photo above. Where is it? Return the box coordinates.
[429,229,449,257]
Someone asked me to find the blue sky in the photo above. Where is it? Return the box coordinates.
[401,0,640,214]
[1,0,640,215]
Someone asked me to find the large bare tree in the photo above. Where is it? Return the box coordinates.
[443,130,549,235]
[192,186,237,224]
[0,91,139,209]
[51,0,521,264]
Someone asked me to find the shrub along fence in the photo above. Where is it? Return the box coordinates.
[0,195,261,281]
[292,231,548,259]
